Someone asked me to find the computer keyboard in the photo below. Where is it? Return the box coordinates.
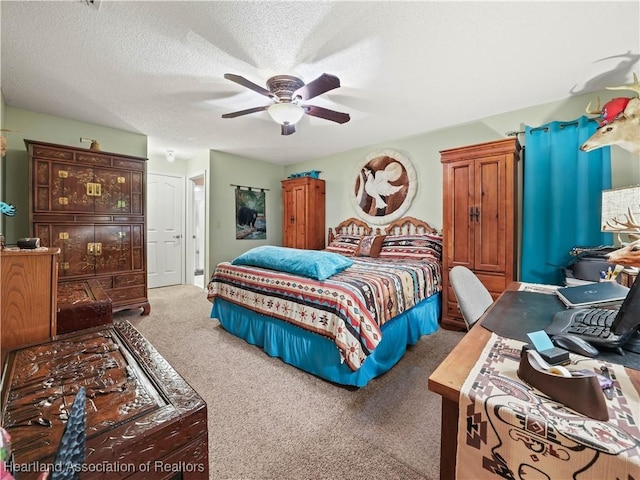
[566,308,618,339]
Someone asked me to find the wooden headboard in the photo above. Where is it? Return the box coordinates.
[327,216,440,244]
[384,216,440,236]
[327,218,374,244]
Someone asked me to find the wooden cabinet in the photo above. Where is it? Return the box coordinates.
[26,139,150,315]
[282,177,326,250]
[0,248,59,361]
[441,138,520,330]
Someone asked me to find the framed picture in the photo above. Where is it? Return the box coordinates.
[235,188,266,240]
[350,149,417,225]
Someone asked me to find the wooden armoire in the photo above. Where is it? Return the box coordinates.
[26,139,150,315]
[281,177,325,250]
[440,138,520,330]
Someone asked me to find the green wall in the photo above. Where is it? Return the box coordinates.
[1,107,147,245]
[2,88,637,284]
[207,150,285,271]
[285,89,639,233]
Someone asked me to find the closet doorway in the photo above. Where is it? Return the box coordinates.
[188,174,206,288]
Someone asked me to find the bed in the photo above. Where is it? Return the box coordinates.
[207,216,443,387]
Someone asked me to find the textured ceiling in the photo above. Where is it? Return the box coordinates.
[1,1,639,164]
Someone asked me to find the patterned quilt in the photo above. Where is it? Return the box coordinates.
[207,256,441,371]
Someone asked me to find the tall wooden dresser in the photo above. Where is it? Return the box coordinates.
[282,177,326,250]
[440,138,520,330]
[26,140,150,315]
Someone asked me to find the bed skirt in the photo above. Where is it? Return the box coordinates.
[210,293,440,387]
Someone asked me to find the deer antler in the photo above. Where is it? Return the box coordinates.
[585,73,640,116]
[605,206,640,231]
[606,72,640,96]
[585,97,602,115]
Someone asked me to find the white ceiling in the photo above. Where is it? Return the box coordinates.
[1,1,639,165]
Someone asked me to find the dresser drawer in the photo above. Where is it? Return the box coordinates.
[108,285,146,303]
[114,272,145,288]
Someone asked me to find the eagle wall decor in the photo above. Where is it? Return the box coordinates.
[351,149,417,225]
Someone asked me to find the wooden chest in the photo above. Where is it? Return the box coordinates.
[57,280,113,334]
[1,321,209,479]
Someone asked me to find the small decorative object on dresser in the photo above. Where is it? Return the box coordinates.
[25,139,150,315]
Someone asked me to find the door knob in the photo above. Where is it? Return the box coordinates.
[174,234,182,239]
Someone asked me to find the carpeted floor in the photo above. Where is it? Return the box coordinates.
[116,285,465,480]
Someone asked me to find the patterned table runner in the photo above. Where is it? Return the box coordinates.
[456,333,640,479]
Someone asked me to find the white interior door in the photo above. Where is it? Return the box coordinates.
[147,173,184,288]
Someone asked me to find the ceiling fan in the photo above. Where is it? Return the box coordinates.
[221,73,350,135]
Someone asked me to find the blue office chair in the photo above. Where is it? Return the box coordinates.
[449,266,494,331]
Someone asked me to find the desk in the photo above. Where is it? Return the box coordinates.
[428,283,640,480]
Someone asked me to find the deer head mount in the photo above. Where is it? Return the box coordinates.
[607,239,640,267]
[580,73,640,157]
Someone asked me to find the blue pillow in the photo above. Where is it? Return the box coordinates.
[231,246,353,281]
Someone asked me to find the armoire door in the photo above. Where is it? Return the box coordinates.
[474,155,508,273]
[290,184,308,249]
[445,159,475,269]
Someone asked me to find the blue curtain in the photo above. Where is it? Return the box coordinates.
[521,116,613,285]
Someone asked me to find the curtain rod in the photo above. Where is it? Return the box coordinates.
[230,183,270,192]
[506,118,600,137]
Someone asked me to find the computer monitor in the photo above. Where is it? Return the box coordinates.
[612,275,640,339]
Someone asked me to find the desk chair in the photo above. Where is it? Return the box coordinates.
[449,266,494,331]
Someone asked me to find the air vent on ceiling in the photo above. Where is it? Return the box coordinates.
[81,0,102,11]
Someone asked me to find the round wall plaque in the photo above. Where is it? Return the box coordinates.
[350,149,417,225]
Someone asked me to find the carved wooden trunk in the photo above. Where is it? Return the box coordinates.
[1,321,209,479]
[26,139,150,315]
[57,280,113,334]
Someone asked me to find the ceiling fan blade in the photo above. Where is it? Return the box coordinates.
[224,73,274,98]
[281,124,296,135]
[221,105,269,119]
[293,73,341,101]
[303,105,350,124]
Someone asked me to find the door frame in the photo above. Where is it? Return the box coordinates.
[187,170,207,288]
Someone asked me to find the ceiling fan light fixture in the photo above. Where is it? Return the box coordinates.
[267,103,304,125]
